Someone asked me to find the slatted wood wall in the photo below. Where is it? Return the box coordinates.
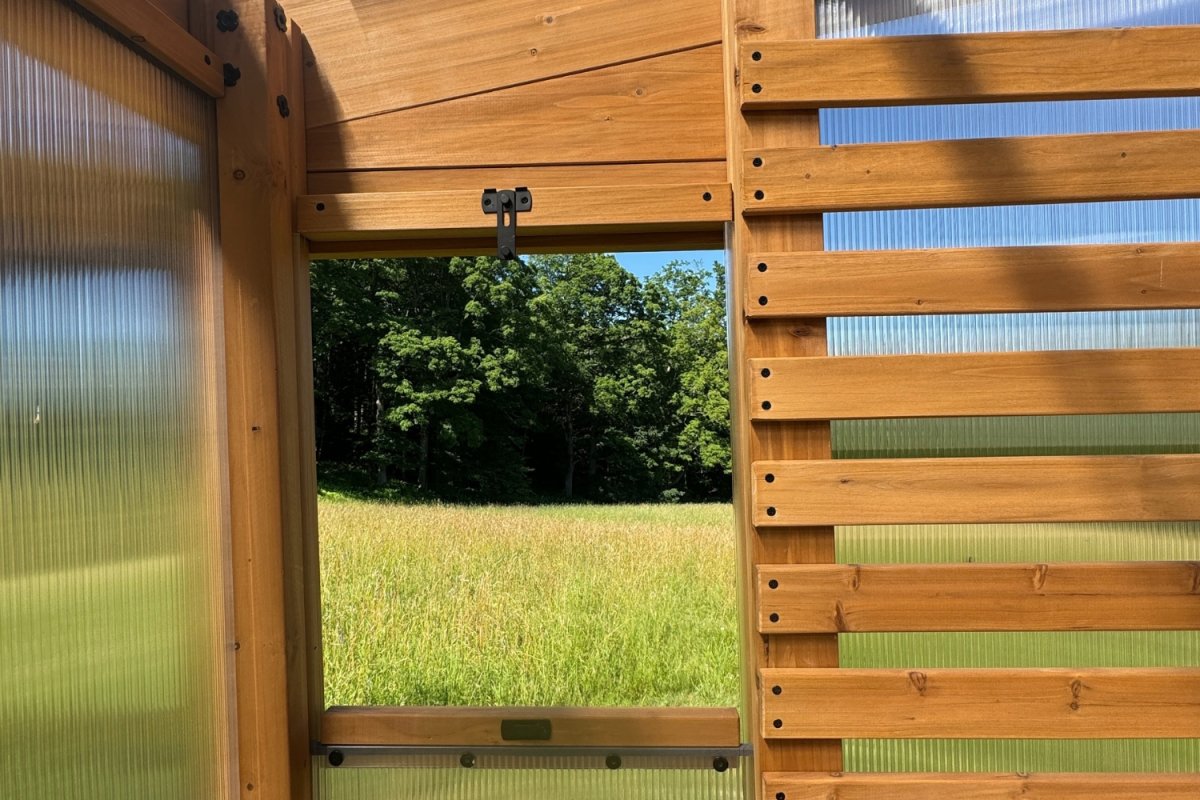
[288,0,730,255]
[726,8,1200,800]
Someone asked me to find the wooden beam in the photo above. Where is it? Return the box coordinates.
[749,348,1200,420]
[204,1,302,798]
[763,772,1200,800]
[722,0,842,793]
[761,668,1200,739]
[307,162,729,195]
[307,230,727,260]
[757,562,1200,633]
[288,0,721,127]
[740,28,1200,109]
[745,243,1200,317]
[75,0,225,97]
[277,18,324,795]
[321,707,742,748]
[297,185,731,241]
[745,131,1200,214]
[754,455,1200,527]
[307,46,726,171]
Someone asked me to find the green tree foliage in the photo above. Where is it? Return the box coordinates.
[310,253,730,503]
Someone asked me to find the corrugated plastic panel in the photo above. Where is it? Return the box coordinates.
[0,1,233,796]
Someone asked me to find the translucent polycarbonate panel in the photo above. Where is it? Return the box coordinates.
[815,0,1200,776]
[1,1,233,797]
[313,755,747,800]
[817,0,1200,38]
[817,2,1200,147]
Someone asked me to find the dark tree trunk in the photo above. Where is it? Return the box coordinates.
[418,423,430,489]
[373,385,387,486]
[563,415,575,498]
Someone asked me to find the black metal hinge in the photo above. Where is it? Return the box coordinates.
[481,188,532,261]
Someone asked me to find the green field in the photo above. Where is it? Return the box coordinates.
[319,497,739,708]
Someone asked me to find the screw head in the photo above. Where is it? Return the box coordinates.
[460,752,476,768]
[605,754,622,770]
[328,750,345,767]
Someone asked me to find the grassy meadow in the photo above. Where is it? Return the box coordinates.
[319,497,739,708]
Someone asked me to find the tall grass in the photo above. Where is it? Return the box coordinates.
[319,499,739,708]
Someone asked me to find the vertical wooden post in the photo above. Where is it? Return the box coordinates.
[202,2,313,798]
[722,1,841,796]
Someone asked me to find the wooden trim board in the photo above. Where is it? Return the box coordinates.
[321,707,742,748]
[297,185,732,241]
[307,46,726,171]
[754,455,1200,526]
[307,230,726,259]
[761,668,1200,739]
[757,562,1200,633]
[763,772,1200,799]
[740,27,1200,109]
[749,348,1200,420]
[722,0,843,789]
[745,243,1200,317]
[76,0,225,96]
[745,131,1200,213]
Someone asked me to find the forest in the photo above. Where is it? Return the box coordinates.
[310,254,732,503]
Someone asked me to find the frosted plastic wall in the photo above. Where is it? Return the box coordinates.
[1,1,234,797]
[314,755,746,800]
[816,0,1200,775]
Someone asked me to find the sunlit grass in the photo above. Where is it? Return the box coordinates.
[319,498,739,708]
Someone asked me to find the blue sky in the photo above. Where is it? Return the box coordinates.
[614,250,724,280]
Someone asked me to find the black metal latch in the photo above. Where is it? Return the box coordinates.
[481,188,532,261]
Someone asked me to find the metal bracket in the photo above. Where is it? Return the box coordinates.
[481,188,532,261]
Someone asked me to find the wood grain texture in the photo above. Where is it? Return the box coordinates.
[76,0,224,96]
[308,46,726,171]
[306,230,727,259]
[279,19,324,792]
[749,348,1200,420]
[754,455,1200,527]
[308,162,729,194]
[763,772,1200,800]
[723,0,843,788]
[745,243,1200,317]
[757,562,1200,633]
[297,185,731,241]
[289,0,721,127]
[206,1,300,798]
[740,27,1200,109]
[321,707,741,748]
[148,0,188,27]
[761,668,1200,739]
[745,131,1200,214]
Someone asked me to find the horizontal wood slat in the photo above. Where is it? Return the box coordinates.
[754,455,1200,526]
[761,668,1200,739]
[308,46,725,171]
[763,772,1200,799]
[75,0,224,97]
[745,131,1200,213]
[757,562,1200,633]
[297,185,731,242]
[290,0,721,128]
[321,707,741,747]
[306,231,727,259]
[740,27,1200,109]
[307,162,729,195]
[746,243,1200,316]
[750,348,1200,420]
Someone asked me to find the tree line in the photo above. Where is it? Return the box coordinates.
[310,254,731,503]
